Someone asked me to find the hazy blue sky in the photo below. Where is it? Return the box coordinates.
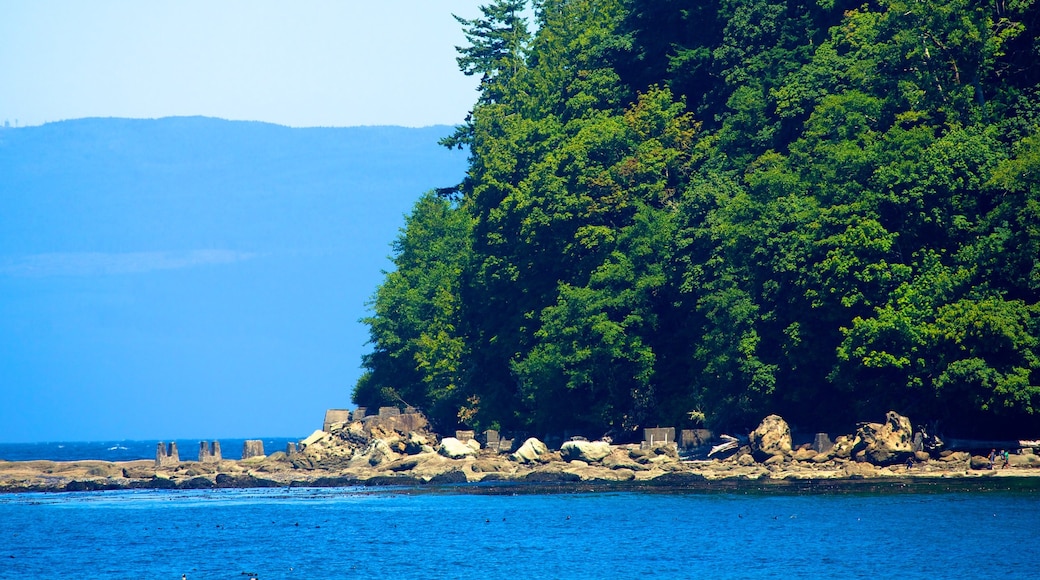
[0,1,494,128]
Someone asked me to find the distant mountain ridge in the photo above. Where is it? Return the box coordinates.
[0,116,466,254]
[0,116,468,442]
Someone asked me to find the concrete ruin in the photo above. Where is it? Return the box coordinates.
[642,427,676,449]
[155,442,179,467]
[198,441,222,463]
[813,433,834,453]
[324,409,352,432]
[242,440,265,459]
[370,407,426,433]
[680,429,713,452]
[319,406,433,440]
[482,429,515,453]
[316,406,430,443]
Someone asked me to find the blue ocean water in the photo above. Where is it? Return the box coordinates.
[1,485,1038,580]
[0,439,299,462]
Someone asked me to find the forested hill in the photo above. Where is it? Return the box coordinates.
[355,0,1040,439]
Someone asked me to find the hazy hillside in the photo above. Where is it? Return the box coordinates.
[0,117,467,441]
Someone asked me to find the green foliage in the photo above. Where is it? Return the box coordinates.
[358,0,1040,438]
[354,193,472,431]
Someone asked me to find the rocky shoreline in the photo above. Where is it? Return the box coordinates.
[3,411,1038,494]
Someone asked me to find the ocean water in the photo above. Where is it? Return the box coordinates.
[1,485,1038,580]
[0,439,299,462]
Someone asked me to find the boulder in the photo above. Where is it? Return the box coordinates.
[601,449,648,471]
[648,454,679,466]
[511,438,549,464]
[749,415,792,462]
[385,457,423,472]
[855,411,914,465]
[939,451,970,462]
[565,464,636,482]
[1010,452,1040,468]
[122,465,156,479]
[831,435,859,459]
[403,432,430,455]
[525,469,582,483]
[842,461,877,478]
[365,439,400,467]
[811,452,833,463]
[970,455,994,470]
[438,437,478,459]
[408,454,457,480]
[471,458,513,473]
[427,469,468,485]
[559,440,612,463]
[791,448,817,462]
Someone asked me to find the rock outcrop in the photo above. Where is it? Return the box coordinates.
[749,415,792,462]
[5,407,1039,494]
[855,411,914,465]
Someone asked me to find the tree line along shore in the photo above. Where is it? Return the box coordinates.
[2,410,1038,494]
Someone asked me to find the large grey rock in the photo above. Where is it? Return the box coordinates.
[831,435,860,459]
[601,449,648,471]
[560,440,612,463]
[970,455,993,470]
[511,438,549,464]
[438,437,478,459]
[791,448,817,462]
[842,461,878,478]
[365,439,400,466]
[749,415,792,462]
[855,411,914,465]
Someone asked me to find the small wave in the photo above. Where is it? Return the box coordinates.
[107,445,129,451]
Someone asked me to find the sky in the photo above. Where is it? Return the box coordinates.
[0,1,493,128]
[0,1,515,443]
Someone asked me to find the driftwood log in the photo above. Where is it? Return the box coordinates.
[708,434,744,457]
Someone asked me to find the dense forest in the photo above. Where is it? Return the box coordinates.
[354,0,1040,439]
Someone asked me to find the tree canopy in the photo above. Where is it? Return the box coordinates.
[356,0,1040,439]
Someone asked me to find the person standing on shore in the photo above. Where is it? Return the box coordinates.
[989,449,997,469]
[1001,449,1010,469]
